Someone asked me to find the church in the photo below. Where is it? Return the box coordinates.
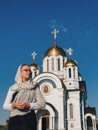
[30,28,97,130]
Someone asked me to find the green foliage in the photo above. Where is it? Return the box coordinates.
[0,120,8,130]
[0,125,8,130]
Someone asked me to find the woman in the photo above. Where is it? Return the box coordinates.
[3,64,46,130]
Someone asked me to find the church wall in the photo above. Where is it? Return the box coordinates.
[44,87,65,129]
[67,91,82,130]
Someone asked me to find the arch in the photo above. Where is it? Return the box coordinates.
[36,103,58,130]
[33,72,63,88]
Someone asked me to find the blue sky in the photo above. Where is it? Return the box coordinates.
[0,0,98,124]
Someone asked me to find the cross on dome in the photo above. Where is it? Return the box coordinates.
[67,48,73,56]
[52,28,59,41]
[31,52,37,62]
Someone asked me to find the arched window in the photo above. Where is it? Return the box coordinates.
[58,58,60,71]
[42,114,49,130]
[87,116,93,130]
[69,103,73,119]
[69,68,71,78]
[73,67,75,78]
[47,60,49,72]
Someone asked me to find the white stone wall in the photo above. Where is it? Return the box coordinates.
[67,91,82,130]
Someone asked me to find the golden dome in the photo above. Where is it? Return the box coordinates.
[44,45,66,57]
[30,63,40,70]
[65,59,77,67]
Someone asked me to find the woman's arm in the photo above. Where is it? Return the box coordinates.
[3,89,27,110]
[3,88,14,111]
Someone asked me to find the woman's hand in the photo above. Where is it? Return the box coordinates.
[12,102,25,109]
[12,102,31,109]
[24,102,31,108]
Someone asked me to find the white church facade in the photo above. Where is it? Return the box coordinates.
[30,29,97,130]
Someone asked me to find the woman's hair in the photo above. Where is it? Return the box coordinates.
[20,64,29,69]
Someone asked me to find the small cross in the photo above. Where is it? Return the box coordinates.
[67,48,73,56]
[31,52,37,60]
[52,28,59,40]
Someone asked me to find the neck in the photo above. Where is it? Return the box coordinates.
[22,78,29,83]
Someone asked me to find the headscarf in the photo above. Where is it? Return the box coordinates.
[15,65,23,85]
[14,64,37,86]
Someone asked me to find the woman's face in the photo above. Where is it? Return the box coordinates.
[20,65,31,82]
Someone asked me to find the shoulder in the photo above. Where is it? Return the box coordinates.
[9,83,19,91]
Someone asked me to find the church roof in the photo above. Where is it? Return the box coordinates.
[30,63,40,70]
[44,44,66,57]
[84,106,96,115]
[64,59,77,67]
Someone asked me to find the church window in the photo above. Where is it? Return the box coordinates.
[47,60,49,71]
[52,58,54,71]
[58,58,60,71]
[69,68,71,78]
[69,103,73,119]
[73,67,75,78]
[87,116,93,130]
[42,114,49,130]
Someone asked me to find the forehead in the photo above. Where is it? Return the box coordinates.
[21,65,29,69]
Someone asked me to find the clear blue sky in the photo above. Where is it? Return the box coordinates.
[0,0,98,124]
